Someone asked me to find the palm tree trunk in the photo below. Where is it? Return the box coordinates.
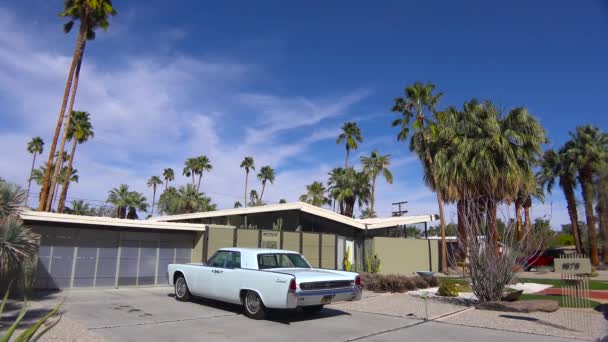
[486,198,499,253]
[515,200,523,241]
[345,148,350,168]
[436,190,448,273]
[57,139,78,213]
[151,187,157,216]
[370,176,376,215]
[580,172,599,265]
[598,180,608,263]
[456,199,467,261]
[259,182,266,205]
[562,180,582,253]
[47,36,87,211]
[38,27,85,211]
[524,204,531,239]
[244,171,249,205]
[25,152,37,207]
[165,179,168,190]
[197,173,203,193]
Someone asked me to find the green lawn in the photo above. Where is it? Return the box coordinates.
[516,278,608,291]
[519,293,601,308]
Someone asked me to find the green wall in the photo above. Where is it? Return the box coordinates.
[372,237,439,275]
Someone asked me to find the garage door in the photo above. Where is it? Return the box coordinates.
[33,226,194,289]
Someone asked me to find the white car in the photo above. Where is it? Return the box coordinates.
[167,248,362,319]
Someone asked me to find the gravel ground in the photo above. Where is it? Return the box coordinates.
[37,317,106,342]
[330,292,469,320]
[437,307,606,341]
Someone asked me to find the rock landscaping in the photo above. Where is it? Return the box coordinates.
[476,300,560,313]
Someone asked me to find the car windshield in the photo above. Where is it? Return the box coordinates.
[257,253,311,269]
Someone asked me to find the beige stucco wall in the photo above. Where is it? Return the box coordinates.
[321,234,336,269]
[236,229,258,248]
[373,237,439,275]
[207,227,234,257]
[302,233,320,267]
[282,232,300,253]
[191,231,204,263]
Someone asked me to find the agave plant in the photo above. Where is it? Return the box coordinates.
[0,283,63,342]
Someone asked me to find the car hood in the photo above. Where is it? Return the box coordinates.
[270,268,354,283]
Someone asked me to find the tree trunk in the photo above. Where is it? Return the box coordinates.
[165,179,168,190]
[456,199,467,261]
[47,35,87,211]
[580,171,599,266]
[25,152,37,207]
[524,204,531,239]
[259,182,266,205]
[197,173,202,193]
[151,186,157,216]
[486,198,499,253]
[436,190,448,273]
[562,180,582,253]
[244,171,249,205]
[598,179,608,263]
[57,139,78,213]
[38,26,84,211]
[515,200,523,241]
[345,148,350,169]
[370,175,376,215]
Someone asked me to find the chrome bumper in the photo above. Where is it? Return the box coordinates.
[292,286,362,307]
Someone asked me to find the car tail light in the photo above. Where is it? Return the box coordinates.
[355,275,361,286]
[289,278,297,291]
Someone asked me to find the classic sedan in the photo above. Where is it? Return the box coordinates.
[168,248,362,319]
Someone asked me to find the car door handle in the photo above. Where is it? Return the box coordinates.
[212,269,223,274]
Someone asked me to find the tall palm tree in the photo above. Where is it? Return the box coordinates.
[163,168,174,190]
[566,125,608,265]
[146,176,163,216]
[194,155,212,192]
[107,184,131,219]
[25,137,44,206]
[391,81,448,272]
[327,167,370,217]
[257,166,275,204]
[248,190,260,207]
[337,122,363,168]
[240,157,255,205]
[360,150,393,215]
[538,148,583,253]
[299,181,329,207]
[57,111,94,213]
[40,0,117,212]
[596,156,608,263]
[183,158,198,188]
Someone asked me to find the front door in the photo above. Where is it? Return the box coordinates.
[205,251,241,302]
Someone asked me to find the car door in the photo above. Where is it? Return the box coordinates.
[211,251,242,303]
[191,251,229,299]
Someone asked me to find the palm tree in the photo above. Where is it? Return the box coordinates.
[0,182,38,277]
[279,198,287,204]
[538,148,583,253]
[163,168,174,190]
[391,81,447,272]
[299,181,329,207]
[25,137,44,206]
[40,0,117,212]
[596,156,608,263]
[194,155,212,192]
[146,176,163,216]
[257,166,275,204]
[183,158,198,187]
[234,201,242,208]
[126,192,148,219]
[248,190,259,207]
[57,111,94,213]
[361,150,393,215]
[66,199,91,215]
[107,184,131,219]
[566,126,608,265]
[240,157,255,205]
[336,122,363,168]
[327,167,370,217]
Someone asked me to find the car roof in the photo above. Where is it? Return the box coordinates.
[218,247,299,254]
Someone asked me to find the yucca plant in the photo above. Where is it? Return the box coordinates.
[0,284,62,342]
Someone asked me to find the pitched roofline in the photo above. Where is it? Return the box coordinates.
[148,202,434,230]
[20,210,206,232]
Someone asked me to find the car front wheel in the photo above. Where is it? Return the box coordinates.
[175,276,191,301]
[243,291,267,320]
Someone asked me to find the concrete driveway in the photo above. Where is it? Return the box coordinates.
[29,287,580,342]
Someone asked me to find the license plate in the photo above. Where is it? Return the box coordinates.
[321,295,333,304]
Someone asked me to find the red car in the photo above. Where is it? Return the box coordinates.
[523,249,565,271]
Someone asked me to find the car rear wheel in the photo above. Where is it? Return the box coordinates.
[175,276,191,301]
[302,305,324,314]
[243,291,267,320]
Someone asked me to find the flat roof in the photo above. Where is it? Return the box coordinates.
[148,202,435,230]
[20,210,206,232]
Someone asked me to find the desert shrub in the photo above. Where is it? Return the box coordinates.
[437,282,459,297]
[412,276,428,289]
[427,276,439,287]
[365,253,381,274]
[343,247,352,272]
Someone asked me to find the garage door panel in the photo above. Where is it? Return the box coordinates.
[73,247,97,287]
[138,241,157,285]
[118,240,139,286]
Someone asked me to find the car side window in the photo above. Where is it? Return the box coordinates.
[226,252,241,269]
[258,254,278,269]
[208,251,230,268]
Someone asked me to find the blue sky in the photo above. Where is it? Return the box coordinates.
[0,1,607,228]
